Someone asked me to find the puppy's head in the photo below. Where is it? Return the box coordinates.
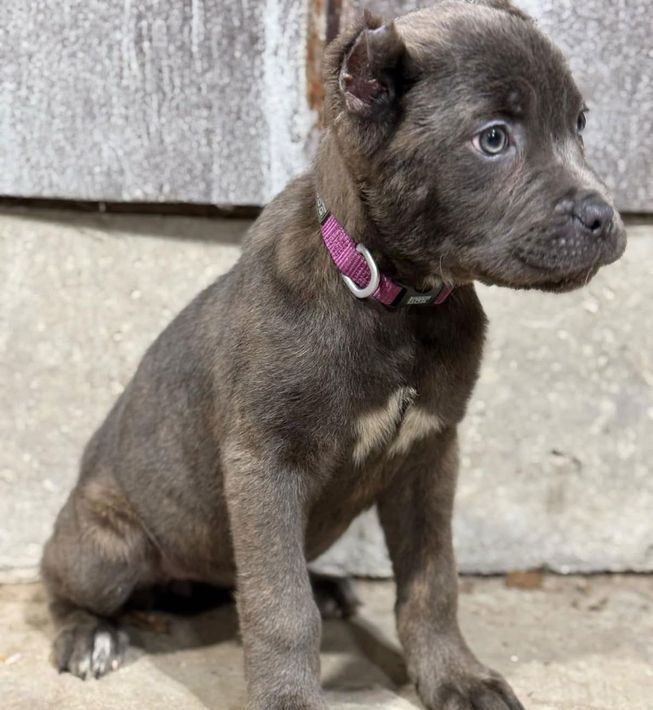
[323,0,626,292]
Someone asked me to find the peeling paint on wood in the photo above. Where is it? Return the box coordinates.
[0,1,318,205]
[306,0,327,115]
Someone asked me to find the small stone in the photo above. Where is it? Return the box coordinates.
[505,570,544,590]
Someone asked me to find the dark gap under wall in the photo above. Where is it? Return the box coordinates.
[0,197,262,220]
[0,197,651,227]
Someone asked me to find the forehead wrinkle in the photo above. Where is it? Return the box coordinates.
[402,12,582,131]
[395,1,585,145]
[466,76,536,121]
[397,3,572,82]
[395,1,531,65]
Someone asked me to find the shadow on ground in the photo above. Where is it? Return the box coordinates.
[2,576,652,709]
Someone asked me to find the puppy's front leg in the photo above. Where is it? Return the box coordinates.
[378,428,524,710]
[225,452,325,710]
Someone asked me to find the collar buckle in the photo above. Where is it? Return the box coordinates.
[341,244,381,299]
[390,281,454,308]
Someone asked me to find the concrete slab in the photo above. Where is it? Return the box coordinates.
[1,576,651,709]
[0,209,244,579]
[0,210,652,578]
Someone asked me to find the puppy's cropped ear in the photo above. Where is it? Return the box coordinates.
[339,11,405,117]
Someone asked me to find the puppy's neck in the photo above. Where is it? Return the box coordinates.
[314,130,370,245]
[315,130,408,285]
[314,130,443,291]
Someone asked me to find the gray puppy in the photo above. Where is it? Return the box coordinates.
[42,2,626,709]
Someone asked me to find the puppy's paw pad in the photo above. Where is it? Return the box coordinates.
[53,623,128,679]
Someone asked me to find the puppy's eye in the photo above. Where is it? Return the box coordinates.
[474,125,509,156]
[577,110,587,134]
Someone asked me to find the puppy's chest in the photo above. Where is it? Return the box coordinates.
[306,385,445,553]
[351,386,444,466]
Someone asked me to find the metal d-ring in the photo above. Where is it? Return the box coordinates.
[341,244,380,299]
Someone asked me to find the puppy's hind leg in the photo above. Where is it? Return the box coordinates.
[41,479,158,679]
[309,571,360,620]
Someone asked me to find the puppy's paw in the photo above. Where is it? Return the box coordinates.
[426,672,524,710]
[52,620,129,679]
[310,572,360,619]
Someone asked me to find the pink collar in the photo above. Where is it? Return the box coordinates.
[317,196,454,308]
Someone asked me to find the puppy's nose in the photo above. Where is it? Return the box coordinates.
[574,191,614,236]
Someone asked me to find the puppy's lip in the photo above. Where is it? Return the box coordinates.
[516,252,596,276]
[471,222,627,293]
[534,272,600,293]
[477,253,604,292]
[516,258,602,291]
[515,227,626,282]
[480,266,597,293]
[600,227,628,265]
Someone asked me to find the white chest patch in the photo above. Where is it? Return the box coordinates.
[353,387,416,465]
[353,387,445,465]
[388,405,445,457]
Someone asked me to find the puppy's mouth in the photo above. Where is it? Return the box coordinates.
[479,264,599,293]
[514,252,601,290]
[474,229,626,293]
[521,265,601,292]
[508,223,627,292]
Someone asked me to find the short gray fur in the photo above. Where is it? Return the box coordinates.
[1,212,651,580]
